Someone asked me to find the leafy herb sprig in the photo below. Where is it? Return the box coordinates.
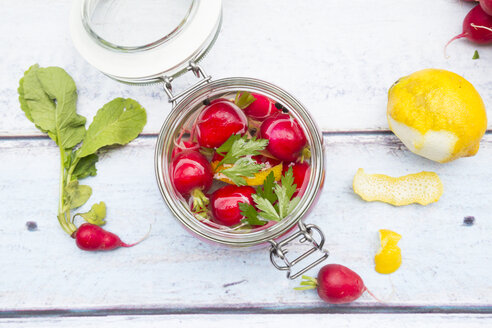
[18,64,146,236]
[215,134,269,186]
[240,167,301,225]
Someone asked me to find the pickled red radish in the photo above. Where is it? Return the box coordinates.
[260,113,307,162]
[243,93,280,121]
[171,140,199,158]
[284,162,311,196]
[195,101,248,148]
[171,150,213,196]
[210,185,256,226]
[169,91,312,232]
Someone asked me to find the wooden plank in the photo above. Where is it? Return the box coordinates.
[0,134,491,311]
[1,0,491,137]
[2,314,492,328]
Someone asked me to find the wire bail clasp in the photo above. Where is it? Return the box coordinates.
[162,61,212,106]
[269,222,329,280]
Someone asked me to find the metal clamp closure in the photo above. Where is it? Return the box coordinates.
[269,222,329,280]
[162,62,212,106]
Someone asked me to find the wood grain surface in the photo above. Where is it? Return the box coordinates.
[1,0,491,137]
[1,0,492,326]
[1,135,491,311]
[3,314,492,328]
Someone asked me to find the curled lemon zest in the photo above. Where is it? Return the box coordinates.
[353,168,443,206]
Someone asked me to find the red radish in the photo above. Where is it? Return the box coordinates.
[171,140,199,158]
[260,113,307,162]
[480,0,492,15]
[242,93,280,121]
[171,150,213,196]
[171,150,213,217]
[195,101,248,148]
[283,162,310,196]
[445,5,492,56]
[296,264,378,304]
[210,185,256,226]
[74,223,144,251]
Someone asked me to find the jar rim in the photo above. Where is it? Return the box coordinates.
[82,0,197,52]
[155,77,325,247]
[70,0,222,84]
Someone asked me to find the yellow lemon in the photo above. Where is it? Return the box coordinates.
[387,69,487,163]
[212,161,283,186]
[375,229,402,274]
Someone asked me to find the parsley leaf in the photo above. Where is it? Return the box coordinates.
[256,171,277,204]
[216,134,242,156]
[219,157,264,186]
[252,194,281,221]
[239,202,267,226]
[276,167,299,218]
[234,91,256,109]
[251,167,301,222]
[217,135,268,166]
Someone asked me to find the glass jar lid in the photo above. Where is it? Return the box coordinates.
[70,0,222,84]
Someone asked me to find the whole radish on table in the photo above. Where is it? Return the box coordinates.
[446,3,492,56]
[296,264,380,304]
[18,64,148,251]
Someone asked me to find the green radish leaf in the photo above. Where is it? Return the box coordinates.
[219,157,264,186]
[239,202,267,226]
[72,154,98,180]
[234,91,256,109]
[23,66,86,148]
[78,98,146,158]
[64,180,92,210]
[75,201,106,226]
[252,194,281,221]
[256,171,277,204]
[217,135,268,166]
[18,64,39,123]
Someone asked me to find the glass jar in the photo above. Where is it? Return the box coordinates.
[71,0,329,279]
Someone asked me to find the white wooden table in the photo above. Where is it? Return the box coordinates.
[2,0,492,326]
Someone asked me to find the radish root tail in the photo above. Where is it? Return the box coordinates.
[444,33,466,58]
[121,224,152,247]
[365,288,384,304]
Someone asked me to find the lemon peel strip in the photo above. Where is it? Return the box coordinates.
[375,229,402,274]
[353,168,443,206]
[212,161,283,186]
